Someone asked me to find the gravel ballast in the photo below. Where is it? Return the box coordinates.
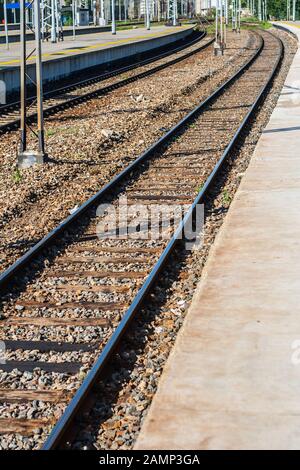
[0,28,295,451]
[0,31,255,271]
[66,28,297,450]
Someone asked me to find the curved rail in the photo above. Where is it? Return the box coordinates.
[0,30,283,449]
[0,32,264,290]
[42,31,283,449]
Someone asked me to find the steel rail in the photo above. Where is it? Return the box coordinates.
[0,31,212,133]
[0,29,282,448]
[41,31,283,450]
[0,31,206,113]
[271,22,299,42]
[0,30,205,113]
[0,33,264,291]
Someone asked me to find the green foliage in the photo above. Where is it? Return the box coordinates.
[12,167,22,184]
[195,183,204,194]
[266,0,296,19]
[244,0,300,20]
[222,189,232,206]
[45,129,56,137]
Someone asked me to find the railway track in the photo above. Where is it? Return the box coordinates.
[0,29,283,450]
[0,30,212,134]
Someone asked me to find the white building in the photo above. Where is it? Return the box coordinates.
[195,0,217,14]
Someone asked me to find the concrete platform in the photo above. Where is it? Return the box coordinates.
[135,23,300,450]
[0,24,112,44]
[0,25,193,99]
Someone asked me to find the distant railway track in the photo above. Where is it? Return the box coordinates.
[0,29,283,450]
[0,30,212,134]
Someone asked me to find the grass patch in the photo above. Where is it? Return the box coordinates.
[222,189,232,206]
[195,183,204,194]
[199,17,272,36]
[45,129,56,137]
[12,167,22,184]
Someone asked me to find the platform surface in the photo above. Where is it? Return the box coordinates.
[135,23,300,450]
[0,24,107,37]
[0,25,191,68]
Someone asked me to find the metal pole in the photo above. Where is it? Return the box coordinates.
[265,0,267,20]
[41,0,45,40]
[51,0,56,42]
[224,0,227,43]
[146,0,151,29]
[25,7,29,26]
[220,0,223,48]
[20,0,27,153]
[34,0,46,156]
[292,0,296,20]
[238,0,240,31]
[4,0,9,50]
[54,0,59,40]
[100,0,104,20]
[112,0,116,34]
[173,0,176,25]
[93,0,96,24]
[225,0,228,25]
[215,0,218,41]
[72,0,76,39]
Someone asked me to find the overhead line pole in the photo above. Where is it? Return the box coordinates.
[72,0,76,39]
[34,0,46,155]
[51,0,56,42]
[146,0,151,29]
[258,0,261,20]
[18,0,46,167]
[20,0,27,154]
[173,0,177,26]
[4,0,9,50]
[232,0,236,31]
[112,0,116,34]
[292,0,296,21]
